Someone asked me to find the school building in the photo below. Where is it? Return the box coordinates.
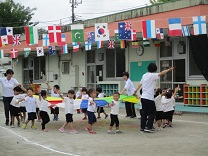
[0,0,208,103]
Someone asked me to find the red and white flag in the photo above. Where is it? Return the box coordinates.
[48,26,62,43]
[10,49,18,58]
[156,28,164,39]
[168,18,182,36]
[58,34,66,46]
[108,40,115,49]
[131,30,137,41]
[13,34,21,46]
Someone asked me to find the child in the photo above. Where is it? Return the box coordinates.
[37,90,56,132]
[19,90,27,123]
[107,92,122,134]
[17,88,38,129]
[10,86,22,128]
[96,87,108,119]
[85,88,97,134]
[59,90,78,134]
[45,82,60,121]
[162,87,179,128]
[154,88,165,130]
[75,87,82,114]
[81,87,89,120]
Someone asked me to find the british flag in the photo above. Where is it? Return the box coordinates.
[125,22,132,31]
[108,40,115,49]
[13,34,21,46]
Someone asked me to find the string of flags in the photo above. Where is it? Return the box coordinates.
[0,15,207,58]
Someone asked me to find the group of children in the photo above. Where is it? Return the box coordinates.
[8,83,123,134]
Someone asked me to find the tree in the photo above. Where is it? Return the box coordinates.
[150,0,172,4]
[0,0,36,34]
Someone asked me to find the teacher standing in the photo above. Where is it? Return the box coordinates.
[0,69,19,126]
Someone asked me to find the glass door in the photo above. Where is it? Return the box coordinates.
[87,65,96,89]
[160,60,173,89]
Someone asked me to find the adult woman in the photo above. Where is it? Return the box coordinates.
[0,69,19,126]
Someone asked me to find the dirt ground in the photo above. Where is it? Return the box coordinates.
[0,102,208,156]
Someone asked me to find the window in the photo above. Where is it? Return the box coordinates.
[87,50,95,63]
[34,57,46,81]
[160,42,172,57]
[106,48,125,78]
[62,62,70,74]
[189,46,202,76]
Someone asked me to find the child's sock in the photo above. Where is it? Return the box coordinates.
[107,130,111,132]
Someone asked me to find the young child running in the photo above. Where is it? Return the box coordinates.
[17,88,38,129]
[85,88,97,134]
[107,92,123,134]
[154,88,165,130]
[10,86,23,128]
[59,90,78,134]
[81,87,89,120]
[19,90,27,123]
[37,90,56,132]
[96,87,108,119]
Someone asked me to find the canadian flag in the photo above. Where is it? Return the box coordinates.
[48,26,62,43]
[10,49,18,58]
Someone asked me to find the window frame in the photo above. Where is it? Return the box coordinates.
[61,61,70,75]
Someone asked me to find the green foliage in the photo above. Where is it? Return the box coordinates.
[150,0,172,4]
[0,0,36,34]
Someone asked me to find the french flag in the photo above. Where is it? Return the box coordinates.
[142,20,156,39]
[168,18,182,36]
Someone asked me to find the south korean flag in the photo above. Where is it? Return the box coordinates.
[95,23,109,41]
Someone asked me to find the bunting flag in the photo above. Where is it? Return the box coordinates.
[23,48,31,57]
[168,18,182,36]
[132,41,139,48]
[71,24,84,42]
[165,37,171,46]
[85,41,91,51]
[142,20,156,39]
[0,27,13,44]
[120,40,127,49]
[86,32,95,43]
[72,42,79,52]
[118,22,132,40]
[58,34,66,46]
[13,59,18,67]
[97,41,103,49]
[108,40,115,49]
[36,47,44,56]
[95,23,109,41]
[182,26,190,36]
[156,28,164,39]
[13,34,21,46]
[0,50,4,58]
[24,26,38,45]
[1,35,8,45]
[131,30,137,41]
[192,16,207,35]
[49,46,56,56]
[10,49,18,58]
[48,25,62,43]
[42,34,50,46]
[114,30,119,42]
[0,37,4,47]
[143,38,150,47]
[61,44,68,54]
[152,39,160,47]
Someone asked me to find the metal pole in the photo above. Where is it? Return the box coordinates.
[72,0,75,23]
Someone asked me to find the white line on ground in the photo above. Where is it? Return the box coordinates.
[173,119,208,125]
[0,126,80,156]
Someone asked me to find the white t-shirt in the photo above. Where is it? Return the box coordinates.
[140,73,159,101]
[98,93,104,98]
[18,93,27,107]
[162,97,175,112]
[0,77,19,97]
[110,100,120,115]
[64,97,74,114]
[76,91,82,99]
[51,89,60,97]
[81,94,89,99]
[37,98,51,112]
[124,79,135,96]
[25,96,37,113]
[154,95,163,111]
[10,94,22,108]
[87,97,96,112]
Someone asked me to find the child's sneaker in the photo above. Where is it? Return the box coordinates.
[36,119,41,122]
[22,123,27,129]
[31,126,37,130]
[59,127,65,133]
[85,127,90,131]
[82,117,87,120]
[116,130,123,134]
[105,114,109,119]
[17,122,20,127]
[140,129,144,133]
[107,130,115,134]
[70,129,78,134]
[42,129,48,132]
[89,131,96,134]
[11,125,15,128]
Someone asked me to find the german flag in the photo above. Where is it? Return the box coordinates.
[120,40,127,49]
[132,41,139,48]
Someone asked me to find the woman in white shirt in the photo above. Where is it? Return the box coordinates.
[0,69,19,126]
[120,72,136,118]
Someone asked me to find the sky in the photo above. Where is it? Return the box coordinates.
[12,0,150,28]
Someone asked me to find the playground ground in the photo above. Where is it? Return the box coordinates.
[0,102,208,156]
